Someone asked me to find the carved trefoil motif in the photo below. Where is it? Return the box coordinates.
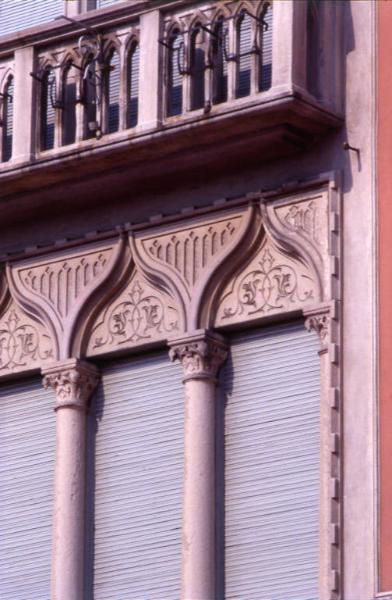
[215,241,317,326]
[0,301,53,375]
[87,273,181,356]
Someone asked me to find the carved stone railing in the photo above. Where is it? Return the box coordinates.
[0,0,343,201]
[0,173,342,599]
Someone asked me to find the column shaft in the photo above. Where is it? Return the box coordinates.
[43,359,99,600]
[170,330,227,600]
[183,378,216,599]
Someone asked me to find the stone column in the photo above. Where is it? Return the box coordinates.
[42,359,100,600]
[169,330,228,600]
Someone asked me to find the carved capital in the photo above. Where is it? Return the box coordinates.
[42,359,100,411]
[304,305,332,351]
[169,330,228,382]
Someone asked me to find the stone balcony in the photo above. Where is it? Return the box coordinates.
[0,0,343,217]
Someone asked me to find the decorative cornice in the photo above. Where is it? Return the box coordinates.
[42,359,100,411]
[169,330,228,382]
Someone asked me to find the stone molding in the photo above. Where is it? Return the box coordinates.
[169,329,228,382]
[42,359,100,411]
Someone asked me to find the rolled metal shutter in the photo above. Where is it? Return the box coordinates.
[222,321,320,600]
[87,351,183,600]
[0,378,54,600]
[260,4,273,91]
[0,0,64,37]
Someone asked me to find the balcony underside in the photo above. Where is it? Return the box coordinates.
[0,92,342,226]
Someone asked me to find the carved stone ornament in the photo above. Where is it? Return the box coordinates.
[87,271,181,357]
[0,299,53,375]
[215,240,316,326]
[7,237,127,360]
[42,359,100,411]
[131,206,256,330]
[169,330,228,382]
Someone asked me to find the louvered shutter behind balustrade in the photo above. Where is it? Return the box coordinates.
[168,34,183,117]
[108,52,120,134]
[0,0,63,37]
[260,4,273,91]
[236,12,253,98]
[127,44,139,128]
[3,76,13,161]
[0,378,55,600]
[86,352,183,600]
[222,322,320,599]
[41,70,55,151]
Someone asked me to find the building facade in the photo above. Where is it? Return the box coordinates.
[0,1,382,599]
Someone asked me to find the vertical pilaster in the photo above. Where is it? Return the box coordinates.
[169,330,228,600]
[305,302,341,600]
[138,10,162,130]
[13,46,36,162]
[43,359,100,600]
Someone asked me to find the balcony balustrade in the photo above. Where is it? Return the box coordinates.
[0,0,343,203]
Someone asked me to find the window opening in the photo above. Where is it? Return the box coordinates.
[259,3,272,92]
[167,30,184,117]
[62,62,77,146]
[41,67,56,151]
[127,42,140,128]
[190,25,205,111]
[84,57,98,139]
[107,50,120,134]
[236,10,253,98]
[212,17,228,105]
[1,76,13,162]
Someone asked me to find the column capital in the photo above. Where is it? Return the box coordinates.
[42,358,100,411]
[169,329,228,382]
[304,303,334,353]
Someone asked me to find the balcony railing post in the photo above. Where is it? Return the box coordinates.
[13,46,36,162]
[138,9,162,131]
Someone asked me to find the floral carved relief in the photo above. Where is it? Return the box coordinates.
[87,273,181,356]
[215,241,316,326]
[0,301,53,375]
